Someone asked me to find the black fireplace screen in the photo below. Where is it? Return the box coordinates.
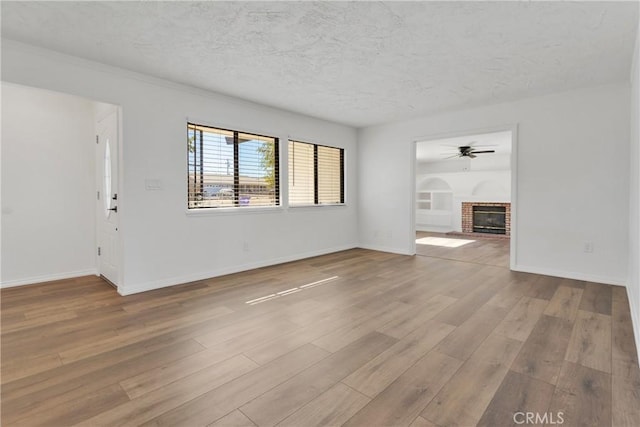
[472,205,506,234]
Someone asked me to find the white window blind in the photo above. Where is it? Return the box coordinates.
[288,141,315,205]
[288,140,344,206]
[188,123,279,209]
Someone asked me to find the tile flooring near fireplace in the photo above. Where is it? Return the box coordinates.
[462,202,511,236]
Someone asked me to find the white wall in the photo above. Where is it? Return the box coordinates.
[1,83,97,286]
[359,83,630,285]
[416,153,511,175]
[1,41,358,294]
[628,26,640,360]
[416,167,510,232]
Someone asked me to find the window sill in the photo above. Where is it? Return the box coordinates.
[288,204,347,210]
[186,204,348,217]
[186,206,284,217]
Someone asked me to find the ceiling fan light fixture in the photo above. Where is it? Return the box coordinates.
[444,145,496,159]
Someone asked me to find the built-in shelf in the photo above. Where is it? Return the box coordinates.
[417,191,431,210]
[416,191,453,211]
[416,189,454,230]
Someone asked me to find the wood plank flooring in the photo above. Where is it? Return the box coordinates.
[2,241,640,426]
[416,231,510,268]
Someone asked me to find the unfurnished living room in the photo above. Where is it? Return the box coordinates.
[1,1,640,426]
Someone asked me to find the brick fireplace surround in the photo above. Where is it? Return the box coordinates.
[461,202,511,236]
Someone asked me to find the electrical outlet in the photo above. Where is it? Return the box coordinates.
[583,242,594,253]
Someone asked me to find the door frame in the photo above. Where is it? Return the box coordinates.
[95,105,124,289]
[410,123,519,270]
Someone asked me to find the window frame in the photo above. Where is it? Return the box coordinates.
[186,122,280,211]
[288,139,345,207]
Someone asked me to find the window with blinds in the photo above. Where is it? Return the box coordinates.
[288,140,344,206]
[187,123,279,209]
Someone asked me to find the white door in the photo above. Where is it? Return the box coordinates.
[97,110,119,286]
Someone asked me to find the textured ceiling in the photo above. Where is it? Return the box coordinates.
[2,1,638,127]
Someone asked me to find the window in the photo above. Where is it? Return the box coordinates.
[187,123,279,209]
[288,140,344,206]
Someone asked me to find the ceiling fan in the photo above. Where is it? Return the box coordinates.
[443,143,495,159]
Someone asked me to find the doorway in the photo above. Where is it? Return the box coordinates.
[1,83,122,289]
[413,128,516,269]
[96,106,121,287]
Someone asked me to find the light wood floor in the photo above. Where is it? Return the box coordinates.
[416,231,510,268]
[2,248,639,426]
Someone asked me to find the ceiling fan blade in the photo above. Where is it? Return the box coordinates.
[470,150,495,154]
[468,154,477,159]
[443,154,461,159]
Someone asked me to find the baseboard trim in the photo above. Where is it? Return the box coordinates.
[119,244,358,296]
[627,290,640,368]
[512,264,626,287]
[416,226,455,233]
[357,244,414,256]
[0,269,98,289]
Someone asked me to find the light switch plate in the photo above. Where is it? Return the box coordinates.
[145,179,162,190]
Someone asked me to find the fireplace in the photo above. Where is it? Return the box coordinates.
[473,205,506,234]
[461,202,511,236]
